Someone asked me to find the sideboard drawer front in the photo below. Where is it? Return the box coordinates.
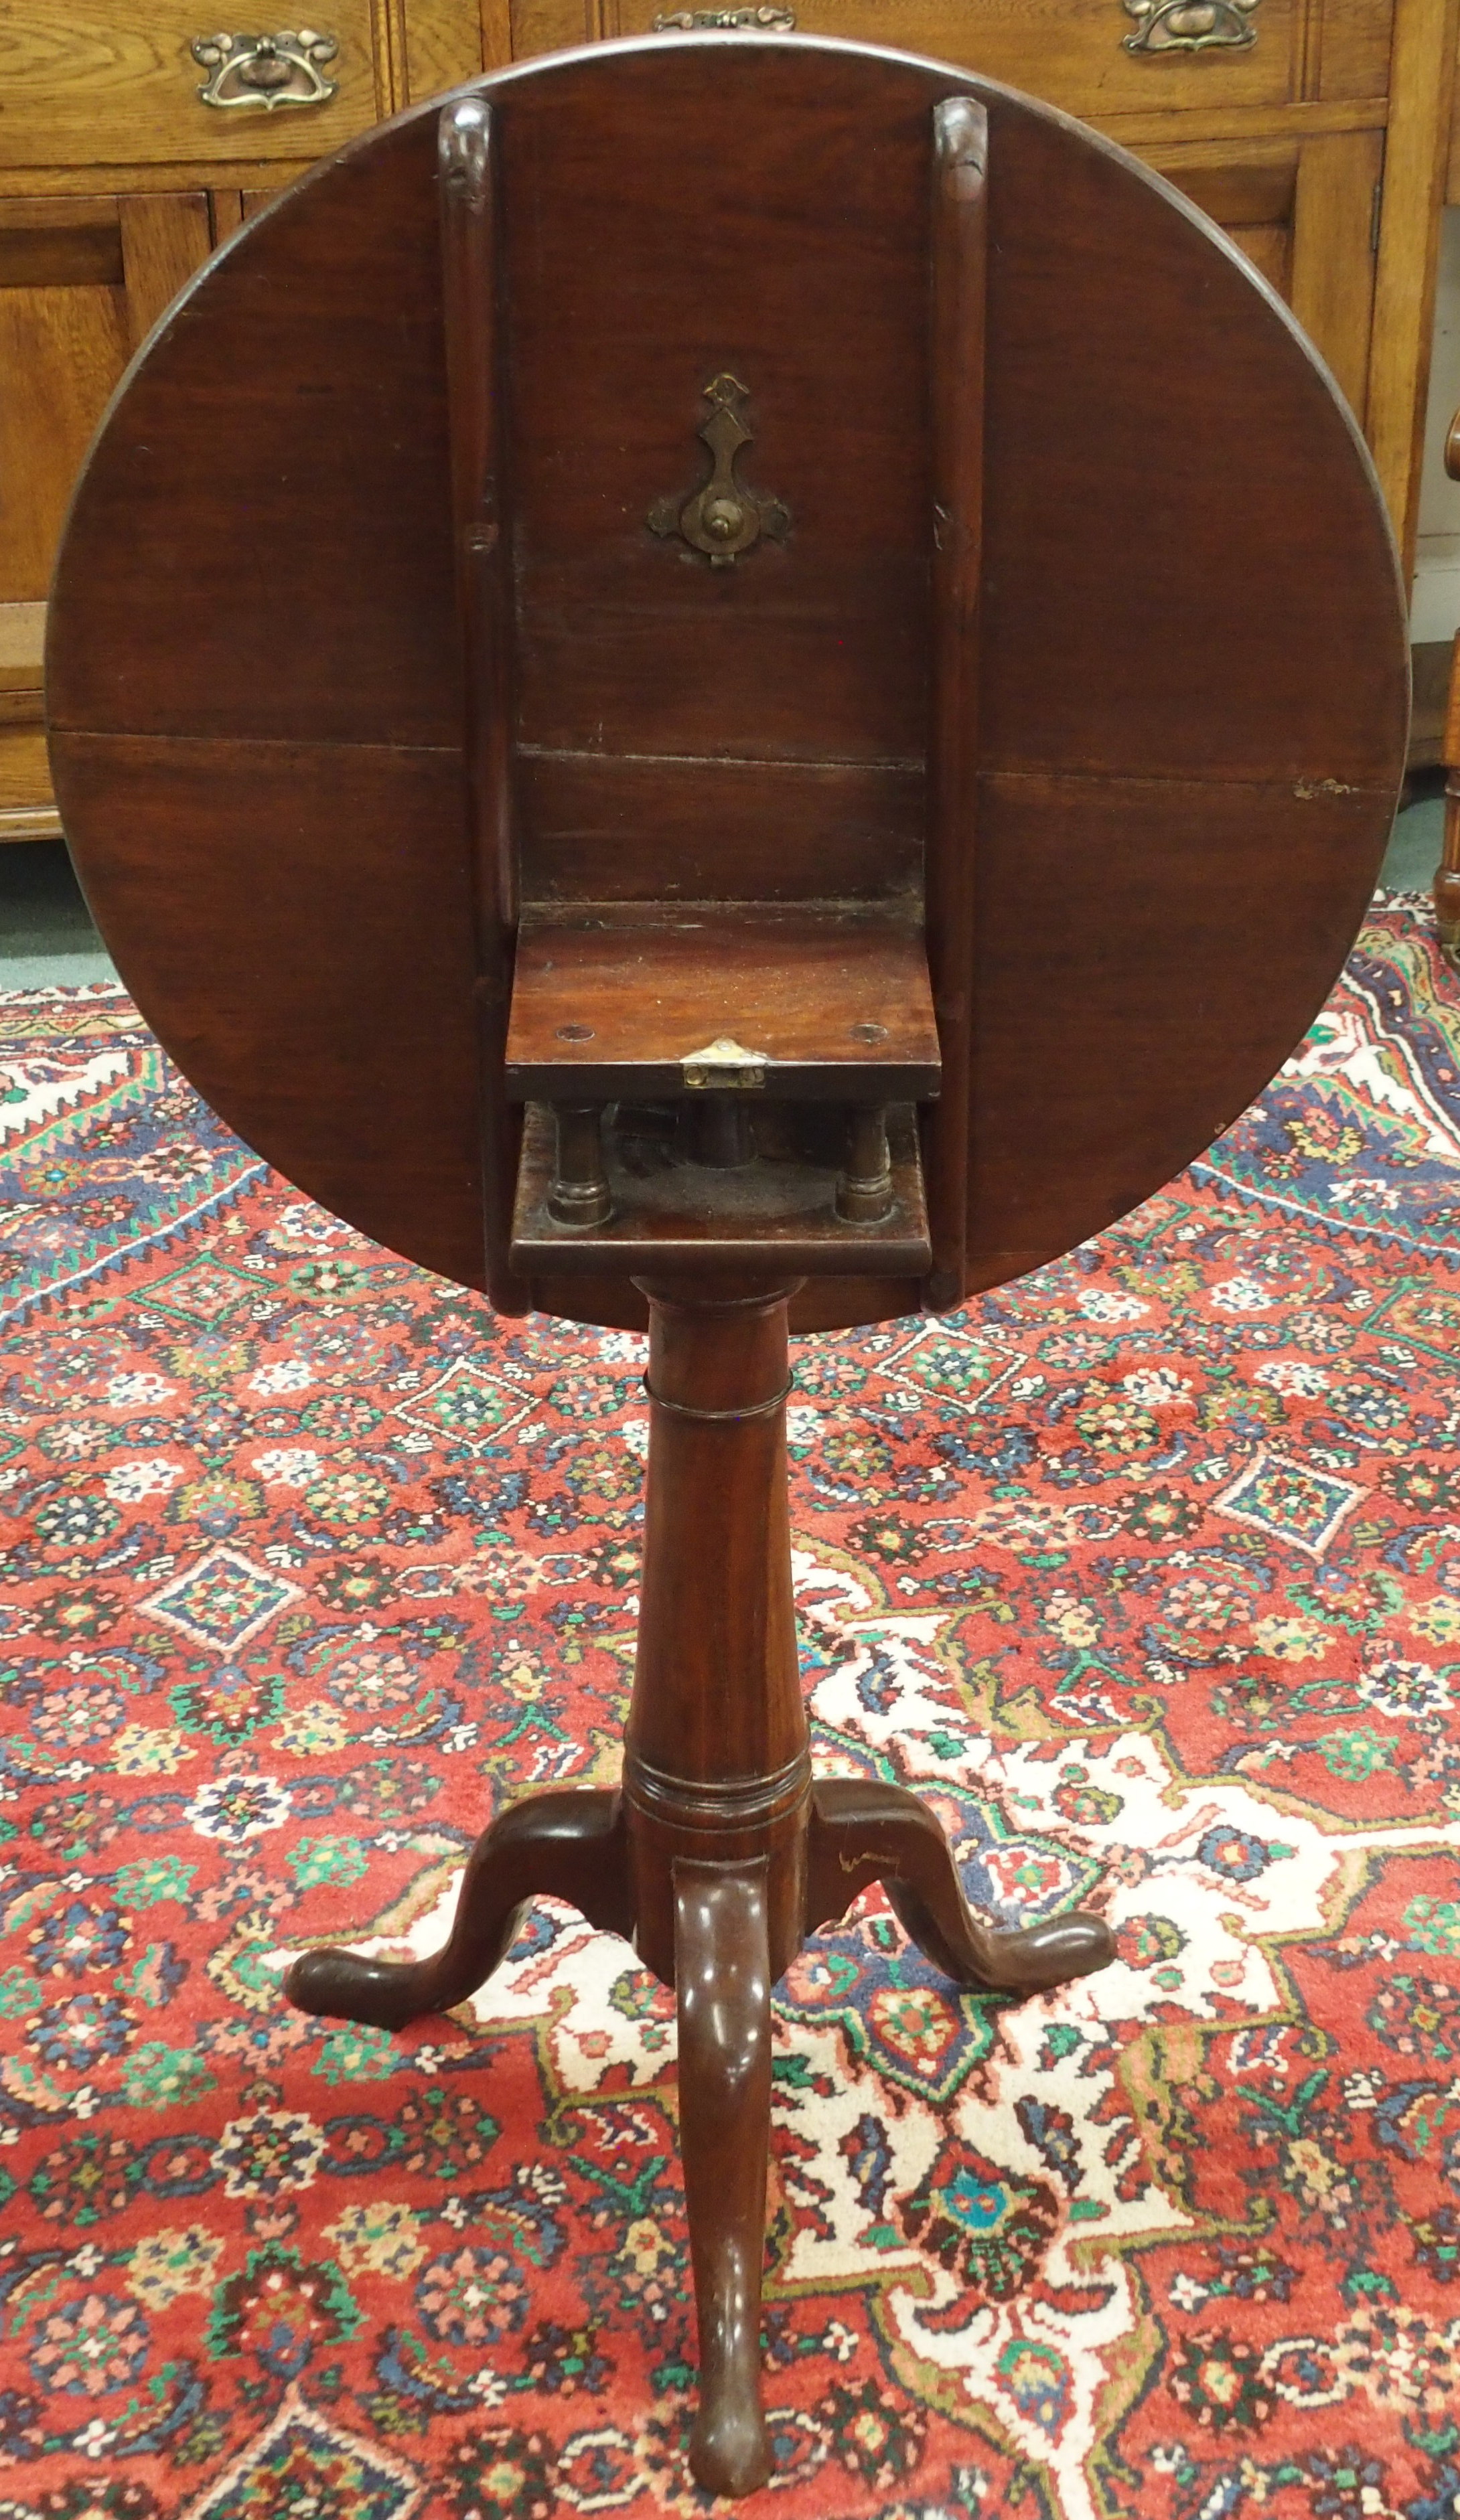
[605,0,1298,112]
[1313,0,1395,104]
[0,7,382,170]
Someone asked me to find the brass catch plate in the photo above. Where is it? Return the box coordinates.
[680,1037,769,1091]
[648,373,790,566]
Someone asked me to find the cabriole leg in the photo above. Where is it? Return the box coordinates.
[804,1777,1112,1994]
[285,1787,631,2031]
[675,1857,774,2499]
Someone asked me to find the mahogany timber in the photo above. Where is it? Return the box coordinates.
[510,1099,934,1275]
[288,1275,1114,2495]
[48,64,1406,2472]
[440,94,524,1312]
[924,92,986,1305]
[505,903,940,1101]
[49,39,1408,1336]
[9,0,1451,849]
[674,1861,776,2497]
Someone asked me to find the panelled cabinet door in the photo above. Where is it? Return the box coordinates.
[0,191,226,837]
[1289,130,1386,420]
[0,0,393,842]
[1155,132,1384,418]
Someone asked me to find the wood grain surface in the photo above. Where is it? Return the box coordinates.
[581,0,1302,112]
[0,5,384,171]
[48,34,1409,1336]
[509,1099,933,1276]
[506,906,940,1100]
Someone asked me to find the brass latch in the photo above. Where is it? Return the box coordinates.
[648,374,790,566]
[680,1038,770,1090]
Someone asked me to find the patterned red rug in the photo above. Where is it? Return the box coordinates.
[1,892,1459,2520]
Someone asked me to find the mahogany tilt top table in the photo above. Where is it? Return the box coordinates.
[47,31,1408,2495]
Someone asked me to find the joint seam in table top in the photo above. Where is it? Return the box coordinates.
[44,728,1402,799]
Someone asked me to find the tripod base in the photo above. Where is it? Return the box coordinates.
[287,1776,1110,2496]
[286,1275,1112,2496]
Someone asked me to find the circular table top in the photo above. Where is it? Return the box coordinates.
[48,32,1409,1335]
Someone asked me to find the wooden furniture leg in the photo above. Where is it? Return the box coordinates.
[286,1788,631,2030]
[675,1859,775,2497]
[1437,618,1460,971]
[619,1279,811,1992]
[806,1777,1111,1992]
[285,1273,1112,2494]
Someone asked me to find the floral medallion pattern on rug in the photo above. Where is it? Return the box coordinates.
[0,892,1458,2520]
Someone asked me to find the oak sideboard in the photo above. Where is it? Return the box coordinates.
[2,0,1455,840]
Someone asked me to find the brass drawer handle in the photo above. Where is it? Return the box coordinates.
[1122,0,1258,50]
[653,7,796,25]
[192,28,340,109]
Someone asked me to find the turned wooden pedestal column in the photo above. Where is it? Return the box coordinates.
[624,1279,806,2493]
[624,1277,809,1986]
[287,1274,1112,2495]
